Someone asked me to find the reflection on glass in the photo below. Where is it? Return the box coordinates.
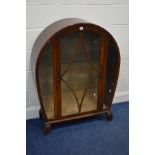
[38,43,54,119]
[60,31,101,116]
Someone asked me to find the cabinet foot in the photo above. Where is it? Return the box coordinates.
[106,110,113,121]
[43,123,51,135]
[39,109,43,119]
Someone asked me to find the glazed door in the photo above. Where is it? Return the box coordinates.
[57,30,108,117]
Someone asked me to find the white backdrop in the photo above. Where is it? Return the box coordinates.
[26,0,129,119]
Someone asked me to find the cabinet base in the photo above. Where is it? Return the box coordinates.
[40,109,113,134]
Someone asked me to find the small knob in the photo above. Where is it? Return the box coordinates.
[108,89,112,93]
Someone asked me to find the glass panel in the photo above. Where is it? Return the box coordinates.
[38,43,54,119]
[60,31,101,116]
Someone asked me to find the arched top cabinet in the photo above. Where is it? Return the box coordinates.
[32,18,120,134]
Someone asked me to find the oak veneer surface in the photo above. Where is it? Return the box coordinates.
[34,19,120,133]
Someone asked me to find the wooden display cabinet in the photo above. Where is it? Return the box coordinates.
[33,19,120,134]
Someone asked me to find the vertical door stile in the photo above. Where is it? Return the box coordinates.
[51,36,62,119]
[97,36,108,111]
